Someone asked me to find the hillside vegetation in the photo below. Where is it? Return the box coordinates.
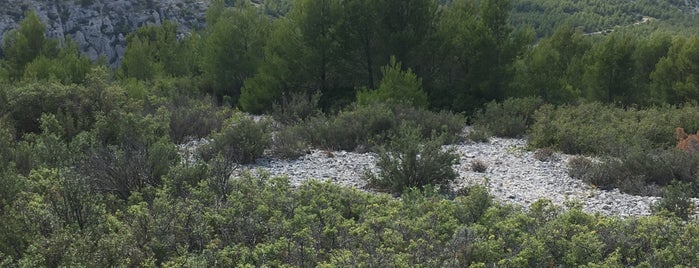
[509,0,688,37]
[2,0,699,266]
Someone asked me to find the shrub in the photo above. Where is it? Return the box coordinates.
[325,102,397,151]
[271,91,321,125]
[529,102,623,155]
[199,112,271,164]
[271,124,310,159]
[471,160,488,173]
[162,162,210,198]
[471,97,544,138]
[453,185,492,224]
[265,101,465,159]
[295,102,464,153]
[534,147,558,162]
[569,148,699,196]
[567,156,593,181]
[167,96,232,144]
[466,126,491,143]
[653,181,696,220]
[4,82,95,138]
[356,56,428,109]
[366,125,459,195]
[530,102,699,156]
[392,105,465,144]
[81,137,179,200]
[83,110,178,200]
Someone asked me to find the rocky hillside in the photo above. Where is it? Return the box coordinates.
[0,0,211,66]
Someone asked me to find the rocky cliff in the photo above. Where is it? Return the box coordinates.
[0,0,211,66]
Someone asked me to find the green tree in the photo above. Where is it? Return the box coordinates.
[119,21,195,81]
[432,0,530,112]
[511,23,590,104]
[22,38,92,84]
[584,32,638,104]
[651,36,699,104]
[512,42,567,103]
[339,0,380,89]
[201,0,271,104]
[373,0,439,67]
[289,0,349,108]
[239,18,307,113]
[120,35,159,81]
[357,57,428,108]
[633,32,671,104]
[1,10,58,82]
[263,0,291,17]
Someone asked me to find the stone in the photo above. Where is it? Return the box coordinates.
[0,0,210,67]
[179,129,699,218]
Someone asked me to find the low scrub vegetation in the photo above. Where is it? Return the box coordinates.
[471,97,544,138]
[533,147,557,162]
[529,103,699,156]
[5,2,699,265]
[6,170,699,267]
[365,125,459,195]
[198,112,271,164]
[273,101,465,157]
[468,100,699,200]
[568,148,699,197]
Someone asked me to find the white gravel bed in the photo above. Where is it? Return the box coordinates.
[240,150,376,190]
[451,137,661,217]
[219,135,699,218]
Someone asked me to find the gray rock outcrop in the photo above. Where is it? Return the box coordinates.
[0,0,211,66]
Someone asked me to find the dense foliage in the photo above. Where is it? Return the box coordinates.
[3,0,699,265]
[510,0,685,38]
[3,167,699,266]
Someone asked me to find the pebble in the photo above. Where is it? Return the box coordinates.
[185,133,699,218]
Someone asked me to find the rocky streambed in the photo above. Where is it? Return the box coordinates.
[222,135,699,218]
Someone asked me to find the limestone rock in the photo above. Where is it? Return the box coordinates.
[0,0,211,66]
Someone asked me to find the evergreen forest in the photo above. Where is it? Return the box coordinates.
[3,0,699,266]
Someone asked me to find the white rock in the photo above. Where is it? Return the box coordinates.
[182,129,699,218]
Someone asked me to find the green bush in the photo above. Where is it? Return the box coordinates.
[162,162,210,198]
[653,180,696,220]
[3,82,94,138]
[466,126,491,142]
[271,91,321,125]
[80,137,179,200]
[471,97,544,138]
[529,102,699,196]
[167,96,232,144]
[530,102,627,155]
[11,114,73,175]
[529,102,699,156]
[324,102,396,151]
[453,186,492,224]
[366,125,459,195]
[199,112,271,164]
[271,102,465,157]
[570,148,699,196]
[567,156,593,181]
[392,105,465,144]
[356,57,428,109]
[271,124,310,159]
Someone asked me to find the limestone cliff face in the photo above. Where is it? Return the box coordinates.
[0,0,211,66]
